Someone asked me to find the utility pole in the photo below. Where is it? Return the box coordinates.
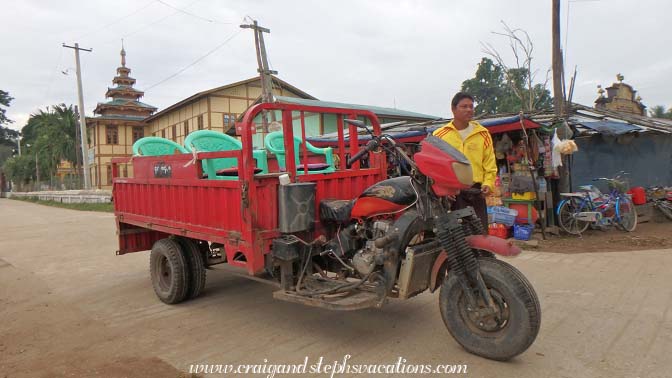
[63,43,92,190]
[552,0,570,193]
[240,20,277,103]
[73,105,83,176]
[552,0,565,118]
[240,20,277,127]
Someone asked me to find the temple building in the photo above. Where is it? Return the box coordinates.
[595,74,647,116]
[86,45,157,188]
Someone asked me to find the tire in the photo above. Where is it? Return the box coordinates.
[557,199,590,235]
[149,238,189,304]
[439,257,541,361]
[616,197,637,232]
[176,238,207,299]
[655,201,672,221]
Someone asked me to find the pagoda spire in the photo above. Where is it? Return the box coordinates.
[121,39,126,67]
[94,45,156,117]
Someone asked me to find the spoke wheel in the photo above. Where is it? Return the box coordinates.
[655,201,672,221]
[616,198,638,232]
[558,199,590,235]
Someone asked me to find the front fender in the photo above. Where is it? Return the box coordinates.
[428,235,521,292]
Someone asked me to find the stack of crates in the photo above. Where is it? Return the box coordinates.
[487,206,518,239]
[487,206,518,226]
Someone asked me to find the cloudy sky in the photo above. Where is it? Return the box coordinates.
[2,0,670,130]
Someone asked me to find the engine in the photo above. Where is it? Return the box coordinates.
[351,220,392,276]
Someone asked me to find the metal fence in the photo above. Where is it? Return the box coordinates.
[7,175,84,192]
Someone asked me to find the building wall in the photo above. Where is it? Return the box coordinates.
[147,97,209,146]
[147,81,308,148]
[572,133,672,189]
[87,121,143,189]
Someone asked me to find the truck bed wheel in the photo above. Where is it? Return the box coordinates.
[177,238,207,299]
[150,238,189,304]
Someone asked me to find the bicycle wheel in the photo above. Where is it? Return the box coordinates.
[557,199,590,235]
[654,200,672,221]
[616,197,637,232]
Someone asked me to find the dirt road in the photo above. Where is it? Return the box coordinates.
[1,198,671,378]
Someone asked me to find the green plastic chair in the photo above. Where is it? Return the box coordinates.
[132,137,188,156]
[264,131,335,174]
[184,130,268,180]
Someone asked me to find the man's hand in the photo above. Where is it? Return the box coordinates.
[481,185,492,196]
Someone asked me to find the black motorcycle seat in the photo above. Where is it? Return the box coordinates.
[319,199,354,224]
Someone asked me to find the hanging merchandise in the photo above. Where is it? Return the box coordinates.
[543,135,555,177]
[551,129,563,168]
[529,131,542,163]
[495,133,513,160]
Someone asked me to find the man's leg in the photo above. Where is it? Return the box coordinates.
[453,191,488,235]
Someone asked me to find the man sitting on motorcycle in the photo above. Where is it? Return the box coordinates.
[432,92,497,232]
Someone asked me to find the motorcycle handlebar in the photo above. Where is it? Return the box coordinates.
[347,139,379,166]
[460,188,483,195]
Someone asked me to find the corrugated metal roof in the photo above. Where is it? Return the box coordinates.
[97,99,156,109]
[577,121,642,135]
[274,96,440,120]
[88,114,148,121]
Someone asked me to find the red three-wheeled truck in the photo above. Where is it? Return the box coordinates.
[112,102,540,361]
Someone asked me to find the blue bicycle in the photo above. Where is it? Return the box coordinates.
[556,174,638,235]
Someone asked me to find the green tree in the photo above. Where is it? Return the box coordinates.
[649,105,672,119]
[2,104,78,185]
[461,58,552,116]
[461,58,506,114]
[0,89,19,147]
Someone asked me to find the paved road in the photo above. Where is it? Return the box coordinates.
[1,198,671,378]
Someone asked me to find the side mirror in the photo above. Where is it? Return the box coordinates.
[343,119,374,137]
[343,119,367,129]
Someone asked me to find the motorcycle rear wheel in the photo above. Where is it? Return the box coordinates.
[439,257,541,361]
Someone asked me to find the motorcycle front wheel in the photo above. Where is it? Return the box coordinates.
[439,257,541,361]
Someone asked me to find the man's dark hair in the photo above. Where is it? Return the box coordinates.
[451,92,474,108]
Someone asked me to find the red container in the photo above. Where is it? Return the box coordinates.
[627,186,646,205]
[488,224,510,239]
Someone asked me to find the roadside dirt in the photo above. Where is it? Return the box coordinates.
[0,260,193,378]
[537,221,672,253]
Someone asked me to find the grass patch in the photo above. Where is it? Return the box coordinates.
[11,196,114,212]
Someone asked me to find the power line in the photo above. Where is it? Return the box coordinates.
[44,46,65,104]
[145,30,242,90]
[156,0,231,24]
[564,0,601,68]
[100,0,201,45]
[72,0,158,42]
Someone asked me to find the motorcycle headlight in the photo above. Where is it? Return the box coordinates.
[451,162,473,186]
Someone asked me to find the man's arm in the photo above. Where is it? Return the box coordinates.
[481,132,498,191]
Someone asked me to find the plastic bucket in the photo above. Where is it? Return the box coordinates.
[627,186,646,205]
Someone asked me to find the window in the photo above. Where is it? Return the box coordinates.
[161,129,166,138]
[197,115,203,130]
[172,124,177,141]
[183,121,189,136]
[223,114,230,127]
[106,125,118,144]
[132,127,144,143]
[106,165,112,185]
